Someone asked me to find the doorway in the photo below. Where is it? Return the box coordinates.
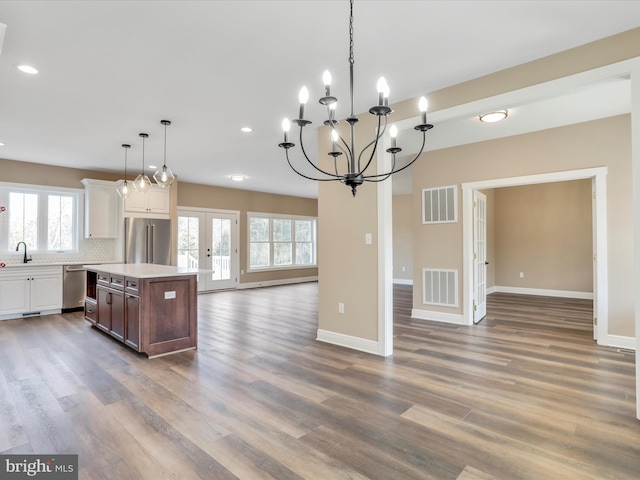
[177,208,239,291]
[462,167,607,342]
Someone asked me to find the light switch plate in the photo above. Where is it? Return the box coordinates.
[164,291,176,299]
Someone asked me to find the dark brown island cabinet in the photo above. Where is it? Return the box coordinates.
[84,264,200,357]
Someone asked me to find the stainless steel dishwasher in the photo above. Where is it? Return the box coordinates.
[62,265,87,311]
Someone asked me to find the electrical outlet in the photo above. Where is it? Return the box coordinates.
[365,233,372,245]
[519,272,524,278]
[338,302,344,314]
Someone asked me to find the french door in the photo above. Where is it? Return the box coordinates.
[177,208,239,292]
[473,190,487,323]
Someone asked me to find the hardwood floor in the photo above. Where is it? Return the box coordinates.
[0,284,638,479]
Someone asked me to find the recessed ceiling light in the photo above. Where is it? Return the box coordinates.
[0,142,4,146]
[148,165,157,170]
[479,110,508,123]
[229,175,245,182]
[16,64,38,74]
[241,127,252,133]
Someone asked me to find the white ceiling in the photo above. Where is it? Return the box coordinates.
[0,1,639,198]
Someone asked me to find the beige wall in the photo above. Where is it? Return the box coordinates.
[317,27,640,346]
[392,194,413,282]
[177,181,318,285]
[494,180,593,292]
[0,157,123,186]
[412,115,633,336]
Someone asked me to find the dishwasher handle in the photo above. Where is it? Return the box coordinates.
[64,266,87,273]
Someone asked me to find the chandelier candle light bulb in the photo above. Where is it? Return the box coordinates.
[298,87,309,120]
[323,70,332,97]
[419,96,429,125]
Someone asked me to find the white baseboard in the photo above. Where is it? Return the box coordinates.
[393,278,413,285]
[600,334,635,350]
[316,329,380,355]
[487,286,497,295]
[236,276,318,290]
[411,308,469,325]
[492,286,593,300]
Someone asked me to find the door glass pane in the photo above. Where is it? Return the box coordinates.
[177,216,199,269]
[9,192,38,250]
[211,218,231,280]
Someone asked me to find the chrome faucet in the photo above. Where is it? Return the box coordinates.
[15,241,32,263]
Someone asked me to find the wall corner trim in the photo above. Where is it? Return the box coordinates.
[316,329,382,356]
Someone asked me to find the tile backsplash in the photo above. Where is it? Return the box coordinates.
[2,237,121,266]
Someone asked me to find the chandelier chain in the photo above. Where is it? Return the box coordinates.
[349,0,354,67]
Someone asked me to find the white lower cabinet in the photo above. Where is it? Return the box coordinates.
[0,266,63,319]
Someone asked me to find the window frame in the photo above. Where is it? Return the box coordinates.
[0,182,81,255]
[247,212,317,272]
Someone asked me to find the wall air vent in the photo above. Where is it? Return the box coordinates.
[422,185,457,224]
[422,268,458,307]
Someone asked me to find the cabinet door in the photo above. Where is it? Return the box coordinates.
[30,275,63,311]
[85,183,118,238]
[125,294,140,350]
[96,287,112,333]
[110,291,125,341]
[0,276,30,315]
[123,188,148,213]
[147,187,170,214]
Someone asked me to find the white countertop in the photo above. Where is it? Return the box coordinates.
[84,263,209,278]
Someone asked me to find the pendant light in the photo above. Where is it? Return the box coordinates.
[153,119,175,187]
[134,133,152,193]
[116,143,132,198]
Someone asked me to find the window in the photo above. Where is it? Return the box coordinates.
[1,185,79,253]
[248,213,317,271]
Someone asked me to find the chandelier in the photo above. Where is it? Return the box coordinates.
[278,0,433,197]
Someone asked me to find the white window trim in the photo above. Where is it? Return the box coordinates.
[247,212,317,272]
[0,182,82,254]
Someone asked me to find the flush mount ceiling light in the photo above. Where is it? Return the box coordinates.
[153,120,176,187]
[278,0,433,197]
[117,144,132,199]
[229,175,245,182]
[479,109,508,123]
[134,133,152,193]
[241,127,252,133]
[15,64,38,74]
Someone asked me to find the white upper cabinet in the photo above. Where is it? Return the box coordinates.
[81,178,120,238]
[124,184,170,218]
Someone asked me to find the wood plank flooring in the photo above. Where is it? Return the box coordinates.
[0,284,638,479]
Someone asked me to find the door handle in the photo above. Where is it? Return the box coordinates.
[485,261,489,265]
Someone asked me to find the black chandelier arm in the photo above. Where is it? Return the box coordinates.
[285,148,342,182]
[325,110,354,160]
[357,115,386,174]
[364,154,397,183]
[363,130,427,180]
[297,125,344,179]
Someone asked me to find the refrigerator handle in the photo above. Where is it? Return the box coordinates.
[148,224,155,263]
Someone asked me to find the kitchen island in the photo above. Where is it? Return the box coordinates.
[84,264,201,357]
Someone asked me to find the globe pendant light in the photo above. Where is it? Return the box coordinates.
[116,143,132,198]
[153,120,175,187]
[278,0,433,197]
[134,133,152,193]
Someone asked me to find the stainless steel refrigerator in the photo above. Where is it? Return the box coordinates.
[124,217,172,265]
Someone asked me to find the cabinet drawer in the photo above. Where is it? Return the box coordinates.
[109,275,125,290]
[97,273,109,286]
[125,278,139,294]
[84,299,97,324]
